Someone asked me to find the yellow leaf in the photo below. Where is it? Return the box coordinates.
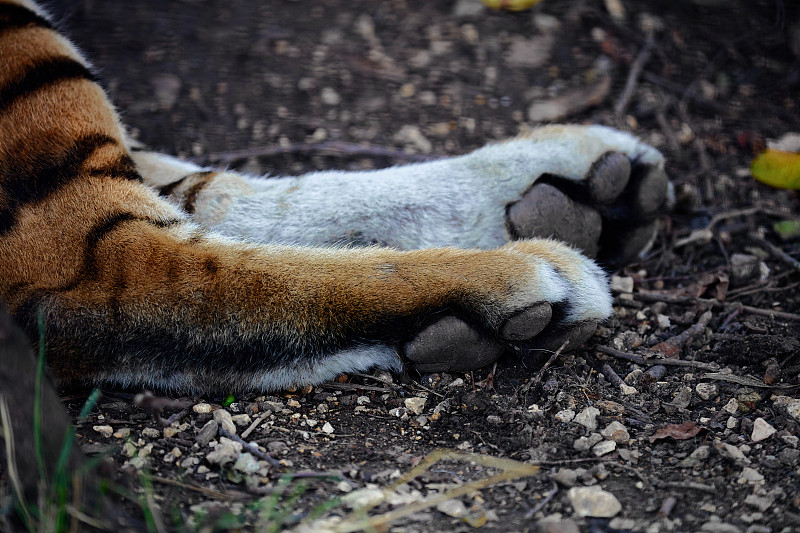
[751,149,800,190]
[481,0,544,11]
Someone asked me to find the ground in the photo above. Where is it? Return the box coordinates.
[38,0,800,531]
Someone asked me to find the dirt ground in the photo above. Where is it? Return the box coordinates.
[38,0,800,531]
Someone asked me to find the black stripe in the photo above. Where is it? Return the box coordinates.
[0,3,53,34]
[88,155,143,182]
[0,133,137,235]
[0,56,97,115]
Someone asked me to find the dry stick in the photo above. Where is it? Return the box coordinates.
[525,483,559,519]
[240,410,271,440]
[522,340,570,393]
[632,292,800,323]
[661,481,716,494]
[601,363,625,387]
[674,206,800,248]
[596,345,719,371]
[614,34,654,119]
[219,427,282,468]
[658,310,712,352]
[351,372,444,398]
[749,233,800,273]
[204,140,440,165]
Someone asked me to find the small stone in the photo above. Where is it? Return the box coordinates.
[436,499,468,518]
[592,440,617,457]
[356,396,370,406]
[573,433,603,451]
[696,383,718,401]
[723,398,738,414]
[389,407,408,418]
[550,468,579,488]
[574,407,600,431]
[232,414,252,427]
[568,486,622,517]
[656,314,671,329]
[287,399,301,408]
[213,409,237,435]
[699,522,742,533]
[737,467,764,484]
[336,480,354,493]
[233,452,260,474]
[487,415,502,425]
[141,427,160,439]
[342,488,385,509]
[778,447,799,466]
[320,87,340,106]
[196,420,219,447]
[163,427,178,438]
[393,125,432,154]
[555,409,576,423]
[610,275,634,293]
[121,441,137,458]
[773,395,800,421]
[744,494,773,512]
[92,425,113,438]
[113,428,131,439]
[619,384,638,396]
[404,397,426,415]
[727,416,738,429]
[206,437,242,467]
[322,422,334,434]
[751,418,776,443]
[193,403,213,414]
[716,440,750,464]
[536,515,580,533]
[600,421,630,444]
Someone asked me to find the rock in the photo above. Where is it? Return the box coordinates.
[214,409,237,435]
[600,421,630,444]
[436,499,468,518]
[233,452,260,474]
[699,522,742,533]
[610,275,634,293]
[342,488,385,509]
[751,418,776,442]
[163,427,178,438]
[723,398,738,414]
[196,419,219,447]
[744,493,773,512]
[592,440,617,457]
[695,383,718,401]
[487,415,501,425]
[536,515,580,533]
[773,396,800,421]
[322,422,334,434]
[389,407,408,418]
[715,440,750,464]
[555,409,576,423]
[193,402,213,414]
[550,468,579,488]
[141,427,160,439]
[567,486,621,517]
[232,414,252,427]
[404,397,426,415]
[206,437,242,467]
[320,87,340,106]
[505,35,554,69]
[150,73,181,110]
[452,0,484,17]
[737,467,764,484]
[93,425,113,438]
[574,407,600,431]
[573,433,603,451]
[778,447,799,466]
[393,125,432,154]
[114,428,131,439]
[287,399,301,408]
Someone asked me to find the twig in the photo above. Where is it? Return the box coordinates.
[522,340,569,393]
[661,481,716,494]
[150,474,248,501]
[240,410,271,440]
[734,303,800,323]
[674,206,799,248]
[651,310,712,356]
[701,372,798,389]
[608,462,656,493]
[601,363,625,388]
[204,141,440,165]
[658,496,677,518]
[525,483,558,518]
[596,345,719,371]
[219,427,282,468]
[351,372,443,398]
[615,35,654,118]
[749,233,800,273]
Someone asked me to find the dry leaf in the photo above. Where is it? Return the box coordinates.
[649,421,704,443]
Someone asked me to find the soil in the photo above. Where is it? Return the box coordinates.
[40,0,800,531]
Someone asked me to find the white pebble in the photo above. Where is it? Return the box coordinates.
[568,486,622,517]
[93,425,113,438]
[192,402,212,414]
[751,418,776,443]
[322,422,335,434]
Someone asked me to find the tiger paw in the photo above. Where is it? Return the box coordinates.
[496,125,671,266]
[402,239,611,372]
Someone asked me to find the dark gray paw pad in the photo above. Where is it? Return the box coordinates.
[507,151,669,267]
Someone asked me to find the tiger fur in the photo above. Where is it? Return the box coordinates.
[0,0,668,394]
